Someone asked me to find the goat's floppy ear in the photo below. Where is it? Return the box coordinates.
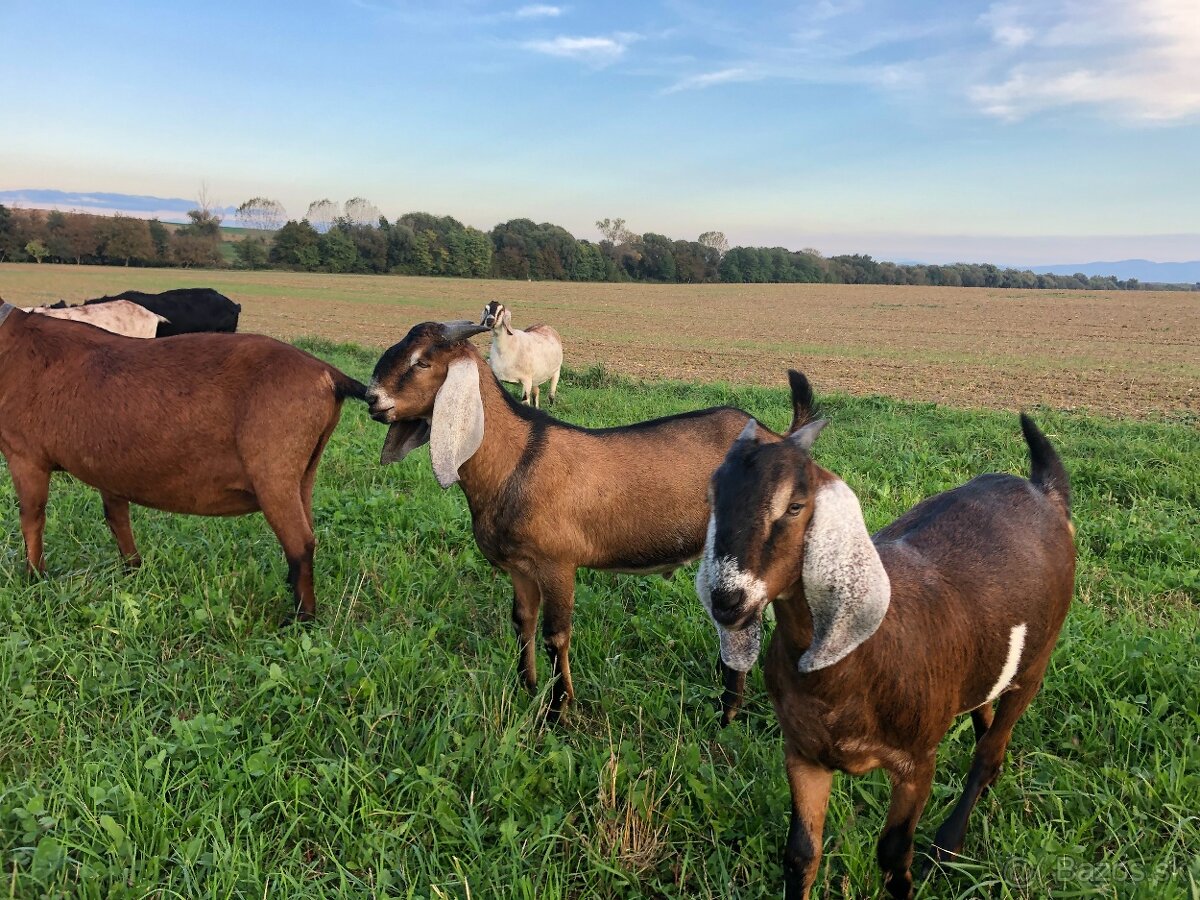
[788,418,827,453]
[798,479,890,672]
[502,309,515,337]
[429,358,485,488]
[380,420,432,466]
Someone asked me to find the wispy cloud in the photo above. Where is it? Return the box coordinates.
[525,34,635,65]
[662,66,758,94]
[515,4,562,18]
[971,0,1200,122]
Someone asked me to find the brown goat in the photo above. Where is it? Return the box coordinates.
[697,372,1074,899]
[0,302,366,622]
[365,320,807,719]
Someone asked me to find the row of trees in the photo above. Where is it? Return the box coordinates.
[2,201,1194,291]
[0,205,225,268]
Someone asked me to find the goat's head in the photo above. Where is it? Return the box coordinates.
[367,320,491,487]
[697,372,890,674]
[480,301,514,335]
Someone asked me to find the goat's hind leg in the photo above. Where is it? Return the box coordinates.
[877,759,935,899]
[538,566,577,722]
[8,457,50,576]
[932,684,1041,862]
[258,488,317,625]
[547,369,559,405]
[100,492,141,569]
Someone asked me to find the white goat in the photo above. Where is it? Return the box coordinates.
[479,301,562,407]
[23,300,168,339]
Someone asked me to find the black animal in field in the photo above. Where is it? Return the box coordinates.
[85,288,241,337]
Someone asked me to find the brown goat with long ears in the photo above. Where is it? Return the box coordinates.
[365,320,809,720]
[697,372,1074,899]
[0,302,366,622]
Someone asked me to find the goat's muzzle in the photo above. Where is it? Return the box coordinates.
[365,390,395,423]
[481,314,496,328]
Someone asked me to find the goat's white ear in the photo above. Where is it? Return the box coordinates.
[798,479,890,672]
[429,358,485,488]
[789,418,827,452]
[502,309,515,337]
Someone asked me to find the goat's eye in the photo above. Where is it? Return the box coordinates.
[787,501,805,516]
[415,359,430,370]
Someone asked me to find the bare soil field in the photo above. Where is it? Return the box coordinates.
[2,263,1196,417]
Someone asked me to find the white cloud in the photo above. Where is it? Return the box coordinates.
[515,4,561,18]
[972,0,1200,122]
[662,67,758,94]
[525,34,632,64]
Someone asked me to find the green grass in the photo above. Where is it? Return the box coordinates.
[1,342,1197,899]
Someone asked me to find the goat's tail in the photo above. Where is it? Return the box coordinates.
[333,371,370,402]
[786,369,821,435]
[1020,413,1071,516]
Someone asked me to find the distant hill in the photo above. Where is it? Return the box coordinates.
[0,189,236,224]
[1028,259,1200,283]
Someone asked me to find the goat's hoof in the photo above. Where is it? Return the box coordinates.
[280,610,316,628]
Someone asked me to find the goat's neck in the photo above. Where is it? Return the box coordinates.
[772,584,816,661]
[455,354,531,504]
[491,324,518,350]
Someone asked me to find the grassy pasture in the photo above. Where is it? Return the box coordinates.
[1,338,1197,898]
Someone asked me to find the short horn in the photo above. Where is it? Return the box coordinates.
[439,320,490,343]
[737,418,758,443]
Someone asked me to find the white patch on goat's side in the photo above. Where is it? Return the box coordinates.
[984,623,1027,703]
[798,479,891,673]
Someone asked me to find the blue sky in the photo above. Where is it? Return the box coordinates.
[1,0,1197,263]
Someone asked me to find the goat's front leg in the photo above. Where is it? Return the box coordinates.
[783,753,833,900]
[877,760,935,899]
[520,378,533,404]
[718,656,747,726]
[538,566,577,722]
[100,492,142,569]
[509,570,542,693]
[8,457,50,576]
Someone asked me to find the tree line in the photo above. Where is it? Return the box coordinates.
[1,201,1194,292]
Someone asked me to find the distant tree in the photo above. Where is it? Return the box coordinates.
[171,232,223,268]
[97,215,154,266]
[235,197,287,231]
[698,230,729,258]
[0,204,15,262]
[305,199,341,234]
[595,217,639,245]
[25,239,49,263]
[318,228,359,272]
[343,197,380,227]
[147,218,171,262]
[269,219,321,270]
[233,236,270,270]
[61,213,99,264]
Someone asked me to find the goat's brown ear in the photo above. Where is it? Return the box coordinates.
[380,420,431,465]
[429,358,485,488]
[788,418,827,453]
[736,418,758,444]
[798,479,890,672]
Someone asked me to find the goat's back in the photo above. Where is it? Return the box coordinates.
[0,316,349,515]
[495,405,754,571]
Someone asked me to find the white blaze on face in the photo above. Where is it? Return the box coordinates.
[367,377,396,409]
[697,514,767,672]
[985,623,1027,703]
